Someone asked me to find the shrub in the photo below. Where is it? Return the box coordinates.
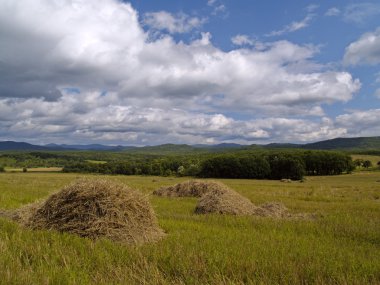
[363,160,372,169]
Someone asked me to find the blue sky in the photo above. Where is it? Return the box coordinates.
[0,0,379,145]
[133,0,380,117]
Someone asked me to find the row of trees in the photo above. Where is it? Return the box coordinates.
[63,158,201,177]
[198,151,354,180]
[302,151,354,175]
[62,150,355,180]
[4,150,376,180]
[0,152,82,168]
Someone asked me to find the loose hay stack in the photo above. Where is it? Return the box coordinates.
[195,186,258,215]
[153,180,226,198]
[252,202,291,218]
[19,179,165,244]
[156,180,302,218]
[9,201,43,224]
[193,183,303,218]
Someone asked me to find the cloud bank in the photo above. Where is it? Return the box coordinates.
[0,0,367,145]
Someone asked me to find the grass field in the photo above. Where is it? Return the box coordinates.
[0,172,380,284]
[351,154,380,168]
[85,160,108,164]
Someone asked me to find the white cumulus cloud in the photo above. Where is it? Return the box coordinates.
[143,11,206,34]
[335,109,380,137]
[344,28,380,65]
[0,0,364,144]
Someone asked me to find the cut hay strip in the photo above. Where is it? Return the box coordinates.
[153,180,227,198]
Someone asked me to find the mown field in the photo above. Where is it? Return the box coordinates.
[351,155,380,168]
[0,172,380,284]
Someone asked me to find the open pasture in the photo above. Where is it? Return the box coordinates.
[0,172,379,284]
[351,154,380,168]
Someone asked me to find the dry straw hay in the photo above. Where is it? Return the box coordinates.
[5,201,43,223]
[252,202,292,218]
[194,186,257,215]
[0,209,11,219]
[0,202,43,222]
[153,180,226,198]
[154,179,305,218]
[6,179,165,244]
[193,183,309,219]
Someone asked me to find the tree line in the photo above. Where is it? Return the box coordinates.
[198,151,354,180]
[62,150,355,180]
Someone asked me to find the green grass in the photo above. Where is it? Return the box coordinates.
[0,172,380,284]
[85,160,107,164]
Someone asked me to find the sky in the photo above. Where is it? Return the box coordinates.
[0,0,379,146]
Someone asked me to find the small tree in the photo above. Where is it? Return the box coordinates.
[177,165,185,177]
[185,164,201,177]
[163,169,172,177]
[363,160,372,169]
[0,165,5,173]
[353,159,364,168]
[22,167,28,173]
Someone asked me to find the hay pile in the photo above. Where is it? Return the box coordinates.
[252,202,291,218]
[154,180,303,218]
[0,201,43,222]
[0,209,10,219]
[192,183,305,219]
[7,201,43,223]
[194,186,257,215]
[9,179,165,244]
[153,180,225,198]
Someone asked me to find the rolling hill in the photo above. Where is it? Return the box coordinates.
[302,137,380,150]
[0,141,49,151]
[1,136,379,152]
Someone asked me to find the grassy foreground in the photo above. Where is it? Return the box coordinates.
[0,172,380,284]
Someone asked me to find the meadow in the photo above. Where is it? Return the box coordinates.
[351,155,380,168]
[0,172,379,284]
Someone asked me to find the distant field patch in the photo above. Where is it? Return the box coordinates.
[351,155,380,167]
[85,160,107,164]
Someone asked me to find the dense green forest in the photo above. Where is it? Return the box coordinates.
[0,149,358,180]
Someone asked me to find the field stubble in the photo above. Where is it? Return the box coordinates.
[0,172,379,284]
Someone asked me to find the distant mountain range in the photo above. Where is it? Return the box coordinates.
[300,137,380,150]
[45,143,127,151]
[0,141,48,151]
[0,136,379,152]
